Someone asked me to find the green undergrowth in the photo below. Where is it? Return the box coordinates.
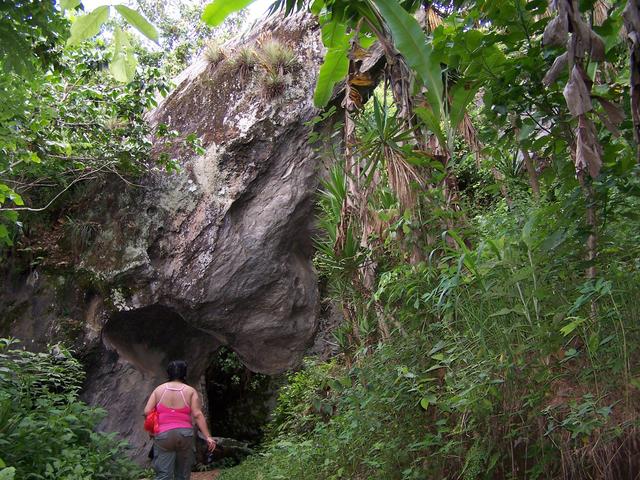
[0,339,141,480]
[220,192,640,479]
[220,286,639,479]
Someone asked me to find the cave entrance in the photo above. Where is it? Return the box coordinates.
[102,304,219,383]
[93,304,221,463]
[204,346,282,445]
[101,307,281,464]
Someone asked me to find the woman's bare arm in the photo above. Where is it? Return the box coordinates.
[143,388,158,415]
[190,389,216,450]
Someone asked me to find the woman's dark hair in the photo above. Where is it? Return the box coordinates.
[167,360,188,382]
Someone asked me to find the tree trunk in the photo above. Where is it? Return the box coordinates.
[521,149,541,199]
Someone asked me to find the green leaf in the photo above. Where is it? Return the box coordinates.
[67,6,110,46]
[449,81,479,130]
[521,215,535,247]
[560,317,585,336]
[540,228,567,251]
[338,375,352,388]
[0,467,15,480]
[518,119,536,142]
[313,18,351,107]
[373,0,442,119]
[114,5,159,43]
[310,0,325,15]
[428,340,446,356]
[425,364,445,372]
[0,225,11,247]
[321,19,347,48]
[7,191,24,206]
[109,28,137,83]
[359,33,376,49]
[420,394,437,410]
[202,0,256,27]
[415,106,446,147]
[313,47,349,107]
[60,0,81,11]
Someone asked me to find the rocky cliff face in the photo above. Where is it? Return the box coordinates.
[1,13,325,461]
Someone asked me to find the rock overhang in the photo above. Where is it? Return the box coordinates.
[1,12,326,462]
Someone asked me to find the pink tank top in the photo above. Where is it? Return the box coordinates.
[156,385,192,433]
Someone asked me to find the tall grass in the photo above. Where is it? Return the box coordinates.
[219,190,640,479]
[221,95,640,479]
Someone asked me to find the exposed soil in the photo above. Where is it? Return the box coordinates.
[191,471,221,479]
[141,471,220,480]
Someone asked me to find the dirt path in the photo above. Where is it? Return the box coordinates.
[191,471,221,480]
[141,470,221,480]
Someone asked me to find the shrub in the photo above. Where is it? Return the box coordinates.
[0,338,141,480]
[63,216,100,255]
[219,188,640,479]
[265,359,335,439]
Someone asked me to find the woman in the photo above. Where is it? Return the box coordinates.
[144,360,216,480]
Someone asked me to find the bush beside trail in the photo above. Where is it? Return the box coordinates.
[0,339,142,480]
[220,193,640,479]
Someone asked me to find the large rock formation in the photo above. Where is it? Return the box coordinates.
[1,13,326,460]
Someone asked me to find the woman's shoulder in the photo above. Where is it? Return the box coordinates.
[153,381,194,394]
[183,384,197,394]
[154,382,169,393]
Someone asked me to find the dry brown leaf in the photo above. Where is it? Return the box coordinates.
[563,65,593,116]
[349,72,374,87]
[589,31,606,62]
[543,52,568,86]
[385,148,422,210]
[344,111,356,137]
[543,14,569,47]
[595,110,619,135]
[576,115,602,178]
[425,6,443,32]
[593,0,610,26]
[572,17,594,58]
[348,88,364,109]
[600,99,624,123]
[623,0,640,154]
[594,97,624,136]
[458,112,481,156]
[351,45,370,61]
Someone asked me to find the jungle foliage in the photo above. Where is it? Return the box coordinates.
[0,338,141,480]
[0,0,241,248]
[1,0,640,479]
[214,0,640,479]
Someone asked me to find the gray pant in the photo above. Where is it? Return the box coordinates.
[153,428,195,480]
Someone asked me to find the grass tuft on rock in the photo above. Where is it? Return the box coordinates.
[229,46,258,84]
[259,39,296,75]
[261,71,287,99]
[204,39,227,66]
